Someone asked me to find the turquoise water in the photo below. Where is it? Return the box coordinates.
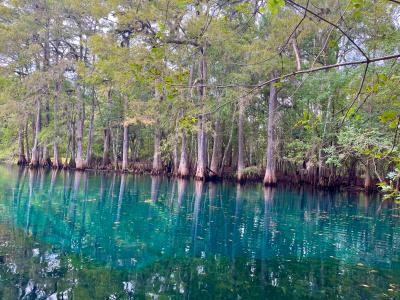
[0,165,399,299]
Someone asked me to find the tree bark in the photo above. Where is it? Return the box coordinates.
[111,127,119,171]
[85,89,95,168]
[195,47,208,180]
[75,84,85,170]
[102,88,113,168]
[17,127,27,165]
[292,37,302,71]
[152,126,162,174]
[53,80,62,169]
[178,130,190,177]
[63,135,71,169]
[30,100,41,168]
[101,129,111,168]
[122,96,129,172]
[152,81,163,175]
[364,161,373,192]
[25,119,30,163]
[40,94,51,167]
[237,98,246,182]
[40,20,52,168]
[122,126,129,172]
[69,118,76,168]
[263,74,278,186]
[210,97,222,179]
[172,141,178,175]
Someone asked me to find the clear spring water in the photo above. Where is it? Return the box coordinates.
[0,165,399,299]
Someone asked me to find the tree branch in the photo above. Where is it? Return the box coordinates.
[285,0,369,60]
[171,53,400,90]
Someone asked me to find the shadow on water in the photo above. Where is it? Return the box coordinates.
[0,165,399,299]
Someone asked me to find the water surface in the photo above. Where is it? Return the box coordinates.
[0,165,399,299]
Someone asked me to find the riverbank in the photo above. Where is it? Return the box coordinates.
[14,158,379,193]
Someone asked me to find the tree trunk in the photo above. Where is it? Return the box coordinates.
[152,126,162,174]
[152,81,163,175]
[364,161,373,192]
[63,135,71,169]
[53,80,62,169]
[111,127,119,171]
[210,97,222,179]
[101,129,111,168]
[172,141,178,175]
[40,94,52,168]
[263,74,278,186]
[195,117,207,180]
[17,127,27,165]
[178,130,190,177]
[69,119,76,168]
[85,90,95,168]
[25,119,30,163]
[30,100,41,168]
[220,106,236,177]
[292,37,302,71]
[237,99,245,182]
[122,125,129,172]
[102,88,112,168]
[122,96,129,172]
[195,47,208,180]
[75,85,85,170]
[130,134,136,163]
[40,21,51,168]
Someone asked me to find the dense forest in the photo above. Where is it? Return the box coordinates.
[0,0,399,193]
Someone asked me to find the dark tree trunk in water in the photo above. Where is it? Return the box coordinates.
[364,161,373,192]
[75,85,85,170]
[210,97,222,179]
[237,99,245,182]
[30,100,41,168]
[195,47,208,180]
[347,159,357,186]
[263,74,278,186]
[17,127,27,165]
[86,90,95,168]
[178,130,190,177]
[122,97,129,172]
